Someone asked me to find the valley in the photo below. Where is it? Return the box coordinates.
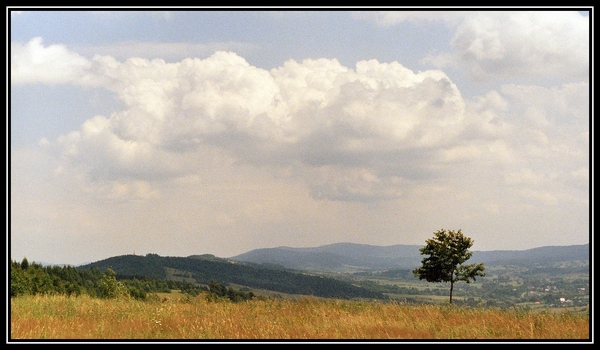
[73,242,590,311]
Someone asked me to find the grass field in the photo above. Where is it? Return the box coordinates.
[10,293,590,341]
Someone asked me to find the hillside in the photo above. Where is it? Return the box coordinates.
[77,253,385,300]
[229,243,423,273]
[229,242,590,273]
[471,244,590,266]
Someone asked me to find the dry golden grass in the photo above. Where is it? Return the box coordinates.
[10,294,590,341]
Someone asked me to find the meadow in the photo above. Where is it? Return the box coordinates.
[10,293,589,341]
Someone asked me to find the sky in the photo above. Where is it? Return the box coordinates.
[8,7,592,266]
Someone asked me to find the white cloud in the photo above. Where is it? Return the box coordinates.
[81,179,160,202]
[445,11,589,80]
[517,188,559,206]
[11,37,96,86]
[505,168,554,186]
[462,90,512,139]
[12,37,588,205]
[356,11,589,82]
[24,48,469,201]
[298,165,408,202]
[499,82,589,126]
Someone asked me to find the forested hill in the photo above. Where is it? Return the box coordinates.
[77,253,385,300]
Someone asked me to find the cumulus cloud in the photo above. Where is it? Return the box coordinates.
[11,37,97,86]
[360,11,589,82]
[16,44,467,201]
[12,37,588,203]
[364,10,590,80]
[434,11,589,80]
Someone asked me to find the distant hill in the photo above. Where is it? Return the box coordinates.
[229,243,423,273]
[230,243,589,273]
[74,243,588,300]
[77,253,385,300]
[471,244,590,266]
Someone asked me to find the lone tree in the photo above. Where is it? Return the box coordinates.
[412,229,485,304]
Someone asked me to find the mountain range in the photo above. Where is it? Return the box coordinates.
[229,242,590,273]
[77,242,589,300]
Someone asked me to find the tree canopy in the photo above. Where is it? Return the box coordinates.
[412,229,485,304]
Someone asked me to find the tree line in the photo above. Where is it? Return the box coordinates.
[79,253,386,299]
[10,258,253,302]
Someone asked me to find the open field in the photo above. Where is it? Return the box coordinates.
[10,293,590,341]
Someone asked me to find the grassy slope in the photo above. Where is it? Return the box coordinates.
[10,294,590,340]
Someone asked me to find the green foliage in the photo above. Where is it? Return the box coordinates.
[412,229,485,304]
[99,267,129,299]
[10,266,30,297]
[78,254,168,279]
[205,280,255,302]
[79,254,385,299]
[20,257,29,270]
[10,259,86,297]
[10,259,205,300]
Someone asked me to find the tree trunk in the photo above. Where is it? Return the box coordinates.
[449,280,454,304]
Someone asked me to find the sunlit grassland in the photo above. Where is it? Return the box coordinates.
[10,294,589,340]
